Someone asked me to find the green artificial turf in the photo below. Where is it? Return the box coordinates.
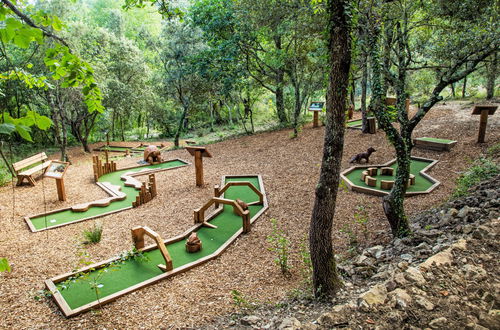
[57,176,263,310]
[344,158,435,192]
[29,160,188,230]
[94,146,134,152]
[417,137,455,143]
[346,119,362,127]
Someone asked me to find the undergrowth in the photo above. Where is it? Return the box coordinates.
[453,156,500,197]
[82,223,103,244]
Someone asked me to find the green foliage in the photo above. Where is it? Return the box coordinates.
[266,218,291,275]
[82,223,103,244]
[0,257,10,272]
[230,289,251,308]
[353,205,369,240]
[453,157,500,197]
[1,111,53,142]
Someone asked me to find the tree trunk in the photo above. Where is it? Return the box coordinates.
[361,51,369,133]
[486,52,497,100]
[309,0,351,299]
[174,105,188,148]
[451,83,456,98]
[462,70,467,98]
[382,144,411,237]
[274,36,288,125]
[292,75,301,137]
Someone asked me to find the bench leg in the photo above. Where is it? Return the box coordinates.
[16,176,25,186]
[27,176,36,186]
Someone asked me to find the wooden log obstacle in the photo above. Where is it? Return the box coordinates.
[360,166,415,190]
[132,174,157,208]
[92,155,117,181]
[131,226,173,271]
[471,105,497,143]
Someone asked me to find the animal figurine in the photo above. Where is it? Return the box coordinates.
[143,145,163,164]
[186,232,202,253]
[349,147,376,164]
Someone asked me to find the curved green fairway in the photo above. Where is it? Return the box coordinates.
[56,177,263,310]
[344,158,435,193]
[28,160,188,230]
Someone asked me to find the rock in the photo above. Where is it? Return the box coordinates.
[404,267,426,285]
[458,206,471,218]
[415,295,435,311]
[463,225,474,234]
[364,245,384,259]
[462,264,487,281]
[299,323,319,330]
[385,279,398,292]
[465,323,489,330]
[389,288,412,310]
[386,311,404,323]
[429,317,448,328]
[317,312,347,327]
[420,249,453,270]
[393,272,407,286]
[278,317,301,330]
[451,239,467,251]
[479,311,500,329]
[472,225,491,240]
[358,284,387,306]
[400,253,413,262]
[448,208,459,217]
[241,315,261,326]
[355,255,376,266]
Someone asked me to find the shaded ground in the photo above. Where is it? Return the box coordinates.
[0,100,498,328]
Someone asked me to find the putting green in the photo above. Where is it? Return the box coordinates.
[346,119,362,127]
[94,146,135,152]
[344,158,435,193]
[28,160,188,230]
[56,177,263,310]
[416,137,455,143]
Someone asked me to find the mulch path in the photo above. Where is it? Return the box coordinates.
[0,100,498,328]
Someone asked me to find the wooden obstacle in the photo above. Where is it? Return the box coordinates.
[380,180,394,190]
[365,176,377,187]
[472,105,497,143]
[131,226,172,271]
[13,152,51,186]
[367,117,377,134]
[92,155,117,181]
[367,167,378,176]
[132,174,157,208]
[381,167,394,176]
[186,146,212,187]
[413,137,457,151]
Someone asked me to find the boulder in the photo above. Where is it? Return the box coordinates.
[358,284,387,306]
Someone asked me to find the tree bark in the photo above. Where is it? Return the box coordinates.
[486,52,497,100]
[274,36,288,125]
[309,0,351,299]
[361,51,369,133]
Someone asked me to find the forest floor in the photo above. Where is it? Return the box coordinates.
[0,100,498,328]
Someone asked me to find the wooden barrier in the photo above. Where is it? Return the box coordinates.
[132,174,157,208]
[92,155,117,181]
[131,226,172,271]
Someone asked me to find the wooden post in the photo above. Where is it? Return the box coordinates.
[242,213,251,233]
[214,185,220,208]
[367,117,376,134]
[312,111,319,128]
[472,105,497,143]
[194,150,203,186]
[105,149,109,164]
[478,109,489,143]
[55,178,66,201]
[106,133,110,146]
[186,147,212,187]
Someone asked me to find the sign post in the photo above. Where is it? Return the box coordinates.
[44,160,70,201]
[472,105,497,143]
[308,101,324,128]
[186,146,212,187]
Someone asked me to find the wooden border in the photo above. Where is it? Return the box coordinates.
[24,159,190,232]
[45,174,268,317]
[340,156,440,197]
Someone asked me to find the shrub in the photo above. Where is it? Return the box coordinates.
[453,157,500,197]
[267,218,291,275]
[82,223,103,244]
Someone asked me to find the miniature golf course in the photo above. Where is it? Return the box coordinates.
[416,137,453,144]
[25,159,189,231]
[93,144,166,153]
[46,175,267,317]
[341,157,440,196]
[346,119,363,128]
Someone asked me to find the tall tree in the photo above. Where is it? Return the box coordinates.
[309,0,352,298]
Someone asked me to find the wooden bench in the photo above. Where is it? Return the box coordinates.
[13,152,51,186]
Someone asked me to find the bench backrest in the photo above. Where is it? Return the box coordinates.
[12,152,48,173]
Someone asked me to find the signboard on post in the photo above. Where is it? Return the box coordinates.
[44,160,70,201]
[186,146,212,187]
[309,101,324,127]
[472,105,497,143]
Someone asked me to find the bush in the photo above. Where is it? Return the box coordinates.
[453,157,500,197]
[266,218,291,275]
[82,223,103,244]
